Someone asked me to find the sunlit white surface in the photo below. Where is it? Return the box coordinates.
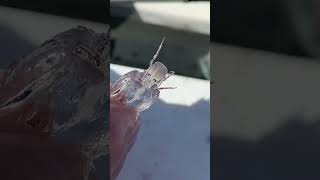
[111,1,210,35]
[111,64,210,180]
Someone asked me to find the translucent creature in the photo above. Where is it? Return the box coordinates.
[111,38,175,112]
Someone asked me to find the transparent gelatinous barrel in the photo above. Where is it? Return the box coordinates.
[126,79,158,112]
[111,72,159,112]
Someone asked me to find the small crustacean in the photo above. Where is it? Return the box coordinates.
[111,37,175,112]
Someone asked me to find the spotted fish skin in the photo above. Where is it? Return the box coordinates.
[0,26,110,180]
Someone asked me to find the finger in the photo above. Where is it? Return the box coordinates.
[110,103,140,180]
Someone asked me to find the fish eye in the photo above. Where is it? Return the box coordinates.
[147,73,151,77]
[153,79,157,82]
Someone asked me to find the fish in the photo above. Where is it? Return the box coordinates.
[0,26,109,180]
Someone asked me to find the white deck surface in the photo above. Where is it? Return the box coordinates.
[110,64,210,180]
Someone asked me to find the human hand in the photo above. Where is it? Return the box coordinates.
[110,93,140,180]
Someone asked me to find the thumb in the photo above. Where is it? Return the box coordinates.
[110,102,140,180]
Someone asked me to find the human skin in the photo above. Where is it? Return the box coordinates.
[0,70,140,180]
[0,25,140,179]
[0,69,96,180]
[0,98,139,180]
[110,97,140,180]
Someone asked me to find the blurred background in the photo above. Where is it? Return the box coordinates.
[0,0,108,68]
[0,0,108,23]
[110,0,210,79]
[213,0,320,180]
[214,0,320,58]
[0,0,210,79]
